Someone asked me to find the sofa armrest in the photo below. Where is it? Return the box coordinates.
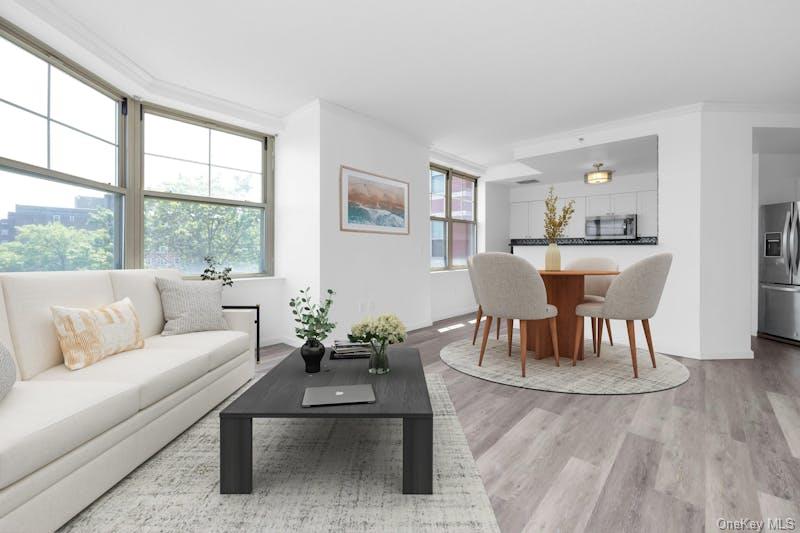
[223,309,257,356]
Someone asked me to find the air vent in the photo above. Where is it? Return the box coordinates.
[516,178,540,185]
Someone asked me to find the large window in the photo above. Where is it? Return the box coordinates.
[0,22,274,276]
[142,110,269,274]
[0,30,123,271]
[430,165,477,270]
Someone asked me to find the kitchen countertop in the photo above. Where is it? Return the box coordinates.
[510,237,658,246]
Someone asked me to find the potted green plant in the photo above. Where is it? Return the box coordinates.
[289,287,336,373]
[201,256,233,287]
[350,314,407,374]
[543,186,575,271]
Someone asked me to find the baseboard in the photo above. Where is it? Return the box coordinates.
[697,350,755,360]
[431,306,478,323]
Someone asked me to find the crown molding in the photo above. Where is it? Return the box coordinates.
[2,0,285,133]
[429,148,487,177]
[700,101,800,114]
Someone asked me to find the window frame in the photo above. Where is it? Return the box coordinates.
[0,18,276,277]
[0,21,128,269]
[429,163,478,271]
[136,103,274,276]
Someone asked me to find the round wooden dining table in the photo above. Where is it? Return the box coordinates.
[528,270,619,361]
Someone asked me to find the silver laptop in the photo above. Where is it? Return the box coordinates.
[302,384,376,407]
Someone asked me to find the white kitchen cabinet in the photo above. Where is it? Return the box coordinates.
[562,197,585,237]
[529,201,545,239]
[611,192,637,215]
[586,195,611,216]
[586,193,637,217]
[510,202,529,238]
[636,190,658,236]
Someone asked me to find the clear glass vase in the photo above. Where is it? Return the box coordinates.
[368,339,390,374]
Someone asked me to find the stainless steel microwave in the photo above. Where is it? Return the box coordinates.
[585,214,637,240]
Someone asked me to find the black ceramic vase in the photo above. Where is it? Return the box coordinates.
[300,340,325,373]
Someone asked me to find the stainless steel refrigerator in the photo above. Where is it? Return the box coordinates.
[759,202,800,341]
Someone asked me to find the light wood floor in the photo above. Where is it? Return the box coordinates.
[256,315,800,533]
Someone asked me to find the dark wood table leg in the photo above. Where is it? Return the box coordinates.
[403,416,433,494]
[220,416,253,494]
[529,276,585,361]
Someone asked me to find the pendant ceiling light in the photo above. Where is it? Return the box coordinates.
[584,163,613,184]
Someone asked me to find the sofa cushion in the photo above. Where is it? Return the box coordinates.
[33,348,209,410]
[0,272,115,379]
[0,280,19,381]
[145,330,250,369]
[155,278,227,336]
[108,269,182,338]
[0,380,138,490]
[51,297,145,370]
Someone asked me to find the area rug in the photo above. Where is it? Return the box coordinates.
[59,374,499,533]
[440,338,689,394]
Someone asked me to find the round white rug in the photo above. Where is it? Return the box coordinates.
[440,338,689,395]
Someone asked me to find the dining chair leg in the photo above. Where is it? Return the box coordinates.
[519,320,528,377]
[626,320,639,378]
[496,317,501,340]
[572,315,583,366]
[642,319,656,368]
[507,319,514,356]
[605,319,614,346]
[472,305,483,345]
[596,318,604,357]
[591,318,597,353]
[548,317,559,367]
[479,316,493,367]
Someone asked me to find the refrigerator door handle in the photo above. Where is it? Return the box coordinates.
[761,283,800,293]
[794,206,800,274]
[787,209,795,278]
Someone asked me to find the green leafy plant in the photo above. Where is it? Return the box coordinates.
[543,186,576,243]
[289,288,336,345]
[200,255,233,287]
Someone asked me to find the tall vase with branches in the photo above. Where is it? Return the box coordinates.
[543,187,575,270]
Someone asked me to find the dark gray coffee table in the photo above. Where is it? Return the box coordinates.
[219,346,433,494]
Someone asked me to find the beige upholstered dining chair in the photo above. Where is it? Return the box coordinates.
[467,256,484,345]
[574,253,673,377]
[566,257,618,352]
[471,252,559,376]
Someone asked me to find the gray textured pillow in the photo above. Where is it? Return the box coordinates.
[155,278,228,336]
[0,342,16,403]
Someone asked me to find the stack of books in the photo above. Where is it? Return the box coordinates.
[330,340,372,359]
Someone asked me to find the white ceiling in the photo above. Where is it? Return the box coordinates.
[6,0,800,166]
[753,128,800,154]
[517,135,657,184]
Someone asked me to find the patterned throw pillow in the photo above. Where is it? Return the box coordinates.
[155,277,228,336]
[51,297,144,370]
[0,342,15,402]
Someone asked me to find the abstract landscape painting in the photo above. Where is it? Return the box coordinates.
[340,166,409,234]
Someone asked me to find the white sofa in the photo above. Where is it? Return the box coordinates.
[0,269,256,532]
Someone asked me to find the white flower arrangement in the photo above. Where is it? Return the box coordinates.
[350,314,407,345]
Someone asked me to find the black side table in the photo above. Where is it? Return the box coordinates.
[222,305,261,363]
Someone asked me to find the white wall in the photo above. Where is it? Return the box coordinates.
[700,111,756,357]
[430,270,476,321]
[319,101,433,338]
[498,108,704,358]
[481,181,512,253]
[220,278,286,346]
[273,101,322,345]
